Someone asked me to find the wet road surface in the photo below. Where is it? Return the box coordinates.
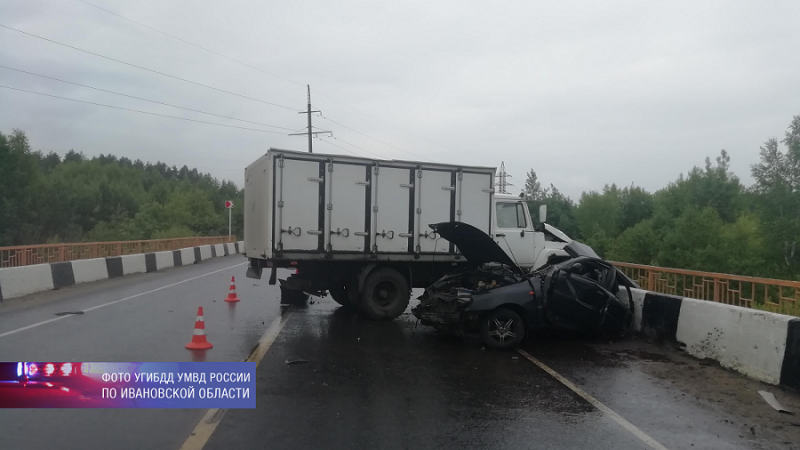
[0,255,282,450]
[1,258,799,450]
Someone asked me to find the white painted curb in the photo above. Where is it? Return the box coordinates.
[71,258,109,284]
[0,264,54,299]
[179,248,195,265]
[676,298,792,385]
[121,254,147,275]
[155,251,174,270]
[0,241,243,301]
[199,245,213,261]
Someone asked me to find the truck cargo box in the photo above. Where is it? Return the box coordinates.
[244,149,496,263]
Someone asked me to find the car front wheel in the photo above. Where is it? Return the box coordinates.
[480,308,525,349]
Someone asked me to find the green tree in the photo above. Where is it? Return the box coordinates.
[619,185,654,230]
[608,219,658,264]
[1,129,245,244]
[523,169,546,201]
[0,129,43,245]
[573,184,624,255]
[751,114,800,274]
[657,207,725,271]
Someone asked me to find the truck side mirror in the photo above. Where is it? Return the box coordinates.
[539,204,547,223]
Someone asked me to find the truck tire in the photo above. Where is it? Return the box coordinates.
[359,268,410,320]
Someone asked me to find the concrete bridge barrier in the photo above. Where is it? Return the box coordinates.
[623,288,799,389]
[0,241,244,302]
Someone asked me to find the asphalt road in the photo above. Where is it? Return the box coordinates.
[1,256,799,450]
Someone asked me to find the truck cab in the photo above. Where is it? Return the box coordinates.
[491,194,571,270]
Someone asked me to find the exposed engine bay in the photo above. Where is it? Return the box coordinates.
[417,263,523,313]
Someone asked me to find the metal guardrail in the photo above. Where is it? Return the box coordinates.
[612,261,800,314]
[0,236,236,268]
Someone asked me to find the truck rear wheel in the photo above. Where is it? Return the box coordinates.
[359,268,410,320]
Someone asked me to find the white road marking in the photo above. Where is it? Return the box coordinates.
[179,311,291,450]
[0,262,247,339]
[517,348,671,450]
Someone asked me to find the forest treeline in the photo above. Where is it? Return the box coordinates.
[0,129,242,246]
[3,113,800,280]
[525,113,800,280]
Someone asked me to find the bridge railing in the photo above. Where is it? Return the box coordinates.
[0,236,236,268]
[612,261,800,315]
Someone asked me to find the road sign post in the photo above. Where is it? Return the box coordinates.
[225,201,234,237]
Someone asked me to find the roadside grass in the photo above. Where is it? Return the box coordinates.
[752,301,800,317]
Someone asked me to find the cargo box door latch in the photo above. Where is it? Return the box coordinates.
[330,228,350,237]
[281,227,302,236]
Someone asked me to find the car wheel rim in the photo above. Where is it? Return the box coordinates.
[487,317,516,345]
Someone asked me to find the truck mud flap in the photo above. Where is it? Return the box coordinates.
[246,264,263,280]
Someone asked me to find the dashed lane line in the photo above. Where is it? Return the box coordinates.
[517,348,671,450]
[178,310,292,450]
[0,262,247,339]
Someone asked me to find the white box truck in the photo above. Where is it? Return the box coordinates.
[244,148,572,320]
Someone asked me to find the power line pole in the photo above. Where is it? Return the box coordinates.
[495,161,513,194]
[290,85,329,153]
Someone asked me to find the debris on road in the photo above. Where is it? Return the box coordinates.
[54,311,84,316]
[285,358,309,365]
[759,390,794,414]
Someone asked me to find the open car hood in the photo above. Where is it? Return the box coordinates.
[430,222,522,273]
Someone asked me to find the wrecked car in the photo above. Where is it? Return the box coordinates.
[412,222,639,349]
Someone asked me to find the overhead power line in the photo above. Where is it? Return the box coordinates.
[0,64,295,131]
[75,0,306,88]
[330,136,384,158]
[0,23,296,111]
[319,115,431,161]
[316,136,361,156]
[0,85,286,134]
[311,89,456,153]
[67,2,446,157]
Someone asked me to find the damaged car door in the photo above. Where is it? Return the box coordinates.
[544,257,632,336]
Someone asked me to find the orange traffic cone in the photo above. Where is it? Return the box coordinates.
[224,276,241,302]
[185,307,213,350]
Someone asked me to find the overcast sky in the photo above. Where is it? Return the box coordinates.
[2,0,799,199]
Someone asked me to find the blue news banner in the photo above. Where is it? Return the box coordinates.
[0,362,256,408]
